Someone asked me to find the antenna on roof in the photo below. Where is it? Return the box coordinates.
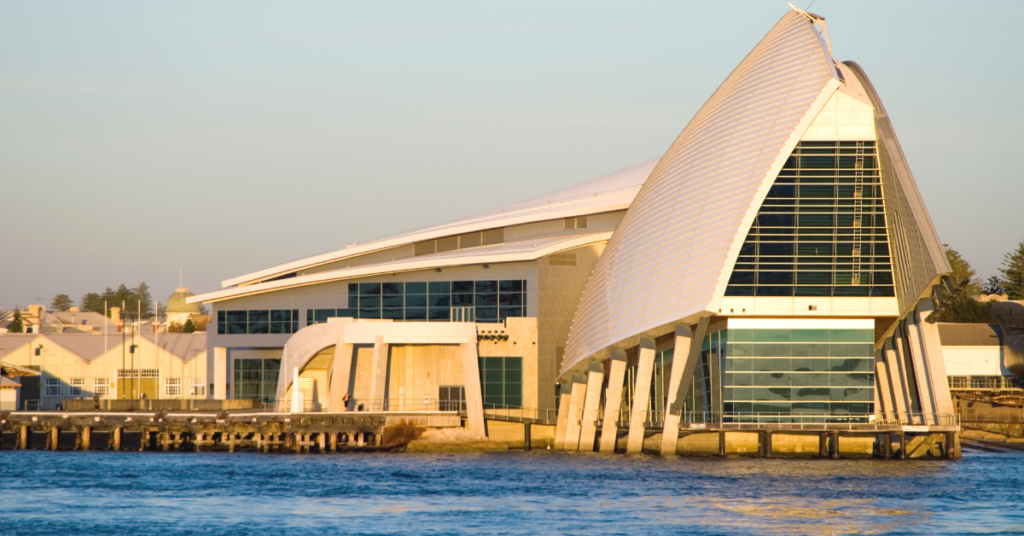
[789,3,832,55]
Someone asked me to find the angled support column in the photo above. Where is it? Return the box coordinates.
[915,299,955,421]
[598,349,627,454]
[562,373,588,452]
[904,316,936,424]
[328,338,354,412]
[883,337,910,421]
[554,381,573,451]
[461,329,486,437]
[874,347,895,420]
[369,336,390,411]
[626,337,657,455]
[577,361,605,452]
[893,329,921,423]
[661,319,709,456]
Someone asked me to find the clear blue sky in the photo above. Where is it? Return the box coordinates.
[1,1,1020,309]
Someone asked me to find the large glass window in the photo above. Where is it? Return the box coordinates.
[479,356,523,408]
[720,327,875,422]
[311,280,528,324]
[232,358,281,403]
[218,310,298,334]
[726,141,896,298]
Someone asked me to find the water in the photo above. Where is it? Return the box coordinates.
[1,449,1023,535]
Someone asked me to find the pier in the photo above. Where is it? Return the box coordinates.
[0,411,460,453]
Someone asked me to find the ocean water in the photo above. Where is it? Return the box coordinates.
[1,448,1022,535]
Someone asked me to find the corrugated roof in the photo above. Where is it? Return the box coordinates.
[190,232,613,304]
[562,10,839,374]
[938,323,1002,347]
[214,159,657,290]
[142,332,207,362]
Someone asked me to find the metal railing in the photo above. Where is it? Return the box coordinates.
[958,407,1024,423]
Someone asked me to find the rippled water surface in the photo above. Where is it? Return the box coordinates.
[2,449,1023,535]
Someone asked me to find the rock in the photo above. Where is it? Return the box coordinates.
[405,427,508,453]
[961,429,1008,441]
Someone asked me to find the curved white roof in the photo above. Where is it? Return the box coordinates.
[561,11,841,375]
[220,159,658,289]
[192,231,613,304]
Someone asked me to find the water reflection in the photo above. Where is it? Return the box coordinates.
[0,450,1021,535]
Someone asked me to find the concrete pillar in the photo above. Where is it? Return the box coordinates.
[329,432,337,452]
[883,338,910,421]
[19,425,27,450]
[227,433,235,453]
[524,423,531,451]
[598,349,627,454]
[626,337,657,455]
[563,374,588,452]
[904,316,937,424]
[899,433,906,459]
[829,432,839,459]
[661,320,709,456]
[51,427,59,451]
[819,433,828,458]
[916,299,956,421]
[719,431,726,456]
[874,349,895,420]
[893,330,920,423]
[162,432,171,451]
[553,382,572,451]
[369,336,390,411]
[113,427,122,451]
[328,340,355,412]
[318,432,326,452]
[211,346,228,400]
[577,362,605,452]
[460,329,486,437]
[81,426,91,450]
[357,432,365,447]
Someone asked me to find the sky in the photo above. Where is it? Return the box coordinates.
[1,1,1021,310]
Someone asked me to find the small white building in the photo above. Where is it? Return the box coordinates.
[939,323,1022,391]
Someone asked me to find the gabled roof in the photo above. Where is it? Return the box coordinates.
[216,159,658,290]
[142,332,207,362]
[562,10,840,375]
[938,323,1002,347]
[191,232,613,304]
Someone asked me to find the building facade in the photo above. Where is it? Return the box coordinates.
[191,9,957,443]
[0,332,207,410]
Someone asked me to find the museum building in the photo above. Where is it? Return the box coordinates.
[190,8,956,444]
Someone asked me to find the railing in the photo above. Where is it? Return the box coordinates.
[958,407,1024,423]
[482,406,558,424]
[263,399,466,414]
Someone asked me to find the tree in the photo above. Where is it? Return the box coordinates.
[183,318,196,333]
[944,245,981,297]
[1000,240,1024,300]
[982,276,1005,296]
[932,245,989,323]
[80,292,105,314]
[8,310,24,333]
[51,294,73,312]
[133,282,154,319]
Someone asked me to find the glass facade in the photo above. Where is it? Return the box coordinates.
[217,310,299,334]
[722,327,875,421]
[232,358,281,403]
[307,280,528,325]
[479,356,523,408]
[726,141,896,298]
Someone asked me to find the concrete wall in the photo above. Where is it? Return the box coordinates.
[537,243,606,411]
